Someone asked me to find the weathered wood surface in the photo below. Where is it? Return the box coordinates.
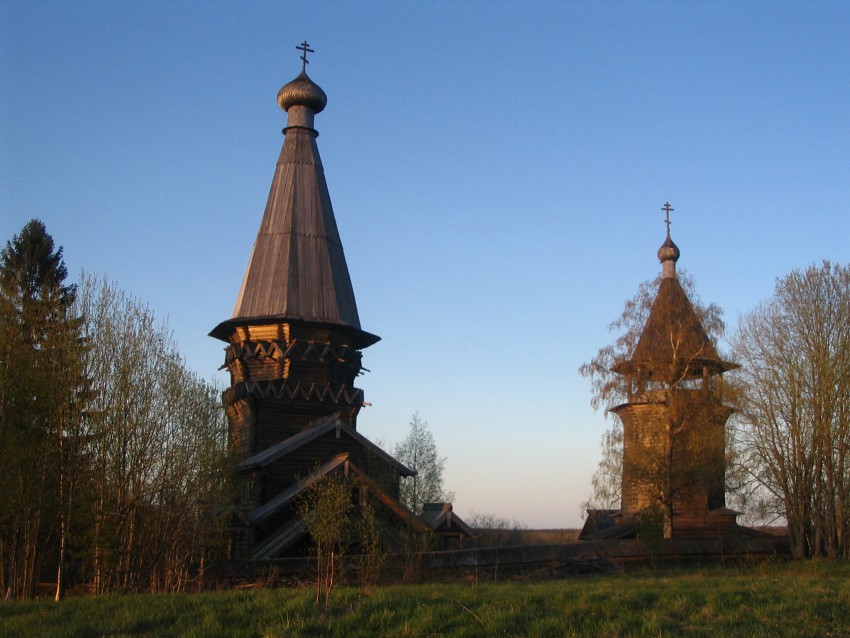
[232,129,361,329]
[421,536,790,568]
[239,536,791,584]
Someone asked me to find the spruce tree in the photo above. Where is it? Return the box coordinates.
[0,219,87,599]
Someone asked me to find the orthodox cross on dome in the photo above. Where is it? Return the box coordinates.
[296,40,314,72]
[661,202,674,234]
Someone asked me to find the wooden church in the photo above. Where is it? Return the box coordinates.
[210,46,470,560]
[581,206,742,540]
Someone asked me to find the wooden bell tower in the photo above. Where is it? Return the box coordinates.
[609,204,739,537]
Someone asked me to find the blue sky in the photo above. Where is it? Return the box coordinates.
[2,1,848,528]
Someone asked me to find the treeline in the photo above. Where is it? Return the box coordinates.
[0,220,231,600]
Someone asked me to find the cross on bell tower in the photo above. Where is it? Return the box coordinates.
[661,202,674,234]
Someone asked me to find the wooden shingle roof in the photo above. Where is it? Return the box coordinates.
[418,503,475,537]
[248,454,431,558]
[236,412,415,477]
[233,122,359,325]
[613,233,736,381]
[628,276,722,371]
[214,70,376,345]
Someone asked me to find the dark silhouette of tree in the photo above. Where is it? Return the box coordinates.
[0,219,88,600]
[1,221,231,598]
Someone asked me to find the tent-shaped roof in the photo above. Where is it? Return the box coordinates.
[613,230,737,381]
[211,69,377,346]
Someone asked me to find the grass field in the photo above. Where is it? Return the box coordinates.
[2,560,849,637]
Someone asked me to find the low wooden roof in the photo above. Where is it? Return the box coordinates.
[248,452,349,525]
[418,503,475,537]
[237,412,415,477]
[247,452,430,537]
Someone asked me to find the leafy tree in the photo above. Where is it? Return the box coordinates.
[732,261,850,558]
[354,494,386,594]
[73,274,231,593]
[1,222,230,598]
[0,219,88,600]
[579,272,727,522]
[393,413,454,515]
[295,471,353,606]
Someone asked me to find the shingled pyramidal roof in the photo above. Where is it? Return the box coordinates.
[211,68,377,346]
[612,220,736,382]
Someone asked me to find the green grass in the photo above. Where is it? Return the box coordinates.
[2,561,850,637]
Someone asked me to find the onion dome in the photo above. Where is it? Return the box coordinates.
[657,231,680,265]
[277,71,327,114]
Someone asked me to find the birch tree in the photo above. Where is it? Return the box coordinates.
[0,221,231,597]
[75,274,231,593]
[296,471,353,606]
[393,413,454,515]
